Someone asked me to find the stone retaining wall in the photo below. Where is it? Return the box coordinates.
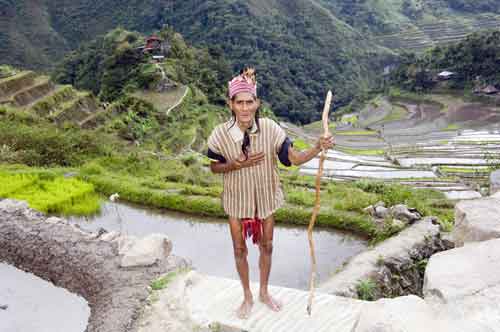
[0,199,187,332]
[319,217,453,299]
[491,169,500,194]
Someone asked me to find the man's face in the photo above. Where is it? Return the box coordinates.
[229,92,260,125]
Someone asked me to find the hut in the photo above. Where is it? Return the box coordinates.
[437,71,455,80]
[482,85,499,95]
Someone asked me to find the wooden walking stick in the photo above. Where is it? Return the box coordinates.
[307,90,333,316]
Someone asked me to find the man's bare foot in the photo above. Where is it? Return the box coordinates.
[236,298,254,319]
[259,293,282,312]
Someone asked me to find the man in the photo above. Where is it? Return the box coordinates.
[207,68,334,319]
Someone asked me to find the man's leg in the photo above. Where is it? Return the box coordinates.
[229,217,253,319]
[259,215,282,311]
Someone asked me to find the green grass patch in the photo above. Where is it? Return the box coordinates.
[151,272,176,290]
[356,278,377,301]
[303,120,337,131]
[334,130,377,136]
[442,123,460,131]
[439,166,487,174]
[382,104,407,122]
[336,147,385,156]
[151,269,190,290]
[293,138,312,150]
[341,114,358,125]
[0,169,100,215]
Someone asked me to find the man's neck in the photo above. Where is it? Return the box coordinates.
[237,120,253,132]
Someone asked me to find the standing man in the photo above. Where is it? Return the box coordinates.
[207,68,334,319]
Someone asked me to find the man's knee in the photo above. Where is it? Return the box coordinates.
[260,241,273,256]
[234,246,248,261]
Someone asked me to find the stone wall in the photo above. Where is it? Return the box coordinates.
[452,191,500,247]
[491,169,500,195]
[319,217,453,300]
[0,199,188,332]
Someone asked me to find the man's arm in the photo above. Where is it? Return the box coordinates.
[287,145,322,166]
[287,135,335,166]
[210,152,265,174]
[210,160,241,174]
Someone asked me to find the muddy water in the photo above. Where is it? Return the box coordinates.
[0,263,90,332]
[69,202,367,290]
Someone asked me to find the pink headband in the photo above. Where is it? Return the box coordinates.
[228,68,257,99]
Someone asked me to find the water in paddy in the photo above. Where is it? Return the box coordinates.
[69,202,367,290]
[0,263,90,332]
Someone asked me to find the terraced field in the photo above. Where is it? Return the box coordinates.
[0,70,106,128]
[375,14,500,52]
[0,69,188,130]
[297,94,500,200]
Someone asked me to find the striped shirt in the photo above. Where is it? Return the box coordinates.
[207,118,288,219]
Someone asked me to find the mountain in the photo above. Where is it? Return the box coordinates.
[2,0,500,122]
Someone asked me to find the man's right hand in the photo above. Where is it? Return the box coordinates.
[233,152,265,169]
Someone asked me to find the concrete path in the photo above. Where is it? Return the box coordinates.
[160,271,464,332]
[186,273,364,332]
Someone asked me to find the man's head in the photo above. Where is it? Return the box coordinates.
[228,67,260,126]
[228,92,260,126]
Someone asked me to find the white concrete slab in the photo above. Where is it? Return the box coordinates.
[444,191,482,200]
[187,273,365,332]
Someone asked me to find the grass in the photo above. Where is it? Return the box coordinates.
[336,147,385,156]
[382,104,407,122]
[303,120,337,132]
[150,268,190,290]
[341,114,358,125]
[0,83,456,241]
[76,154,454,239]
[0,65,18,79]
[442,123,460,131]
[0,144,455,240]
[356,278,377,301]
[439,166,487,174]
[0,167,101,215]
[31,85,77,115]
[334,130,377,136]
[293,138,312,150]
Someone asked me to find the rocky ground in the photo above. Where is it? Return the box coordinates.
[137,189,500,332]
[0,199,188,332]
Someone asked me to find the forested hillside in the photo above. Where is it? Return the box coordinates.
[52,28,232,104]
[2,0,500,122]
[163,0,389,123]
[389,30,500,91]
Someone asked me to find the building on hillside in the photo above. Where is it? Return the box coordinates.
[482,85,499,95]
[437,71,455,80]
[139,35,170,58]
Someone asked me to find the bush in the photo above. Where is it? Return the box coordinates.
[0,120,105,166]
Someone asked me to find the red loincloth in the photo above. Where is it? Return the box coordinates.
[241,218,263,244]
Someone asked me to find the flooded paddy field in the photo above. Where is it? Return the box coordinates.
[298,94,500,199]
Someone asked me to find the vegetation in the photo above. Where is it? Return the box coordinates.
[4,0,500,122]
[150,268,190,291]
[0,166,100,215]
[2,1,392,124]
[0,109,107,167]
[0,65,17,78]
[51,28,231,105]
[356,278,377,301]
[390,30,500,92]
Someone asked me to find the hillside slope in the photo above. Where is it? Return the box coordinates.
[0,0,390,123]
[2,0,500,122]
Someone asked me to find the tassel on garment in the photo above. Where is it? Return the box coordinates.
[241,218,263,245]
